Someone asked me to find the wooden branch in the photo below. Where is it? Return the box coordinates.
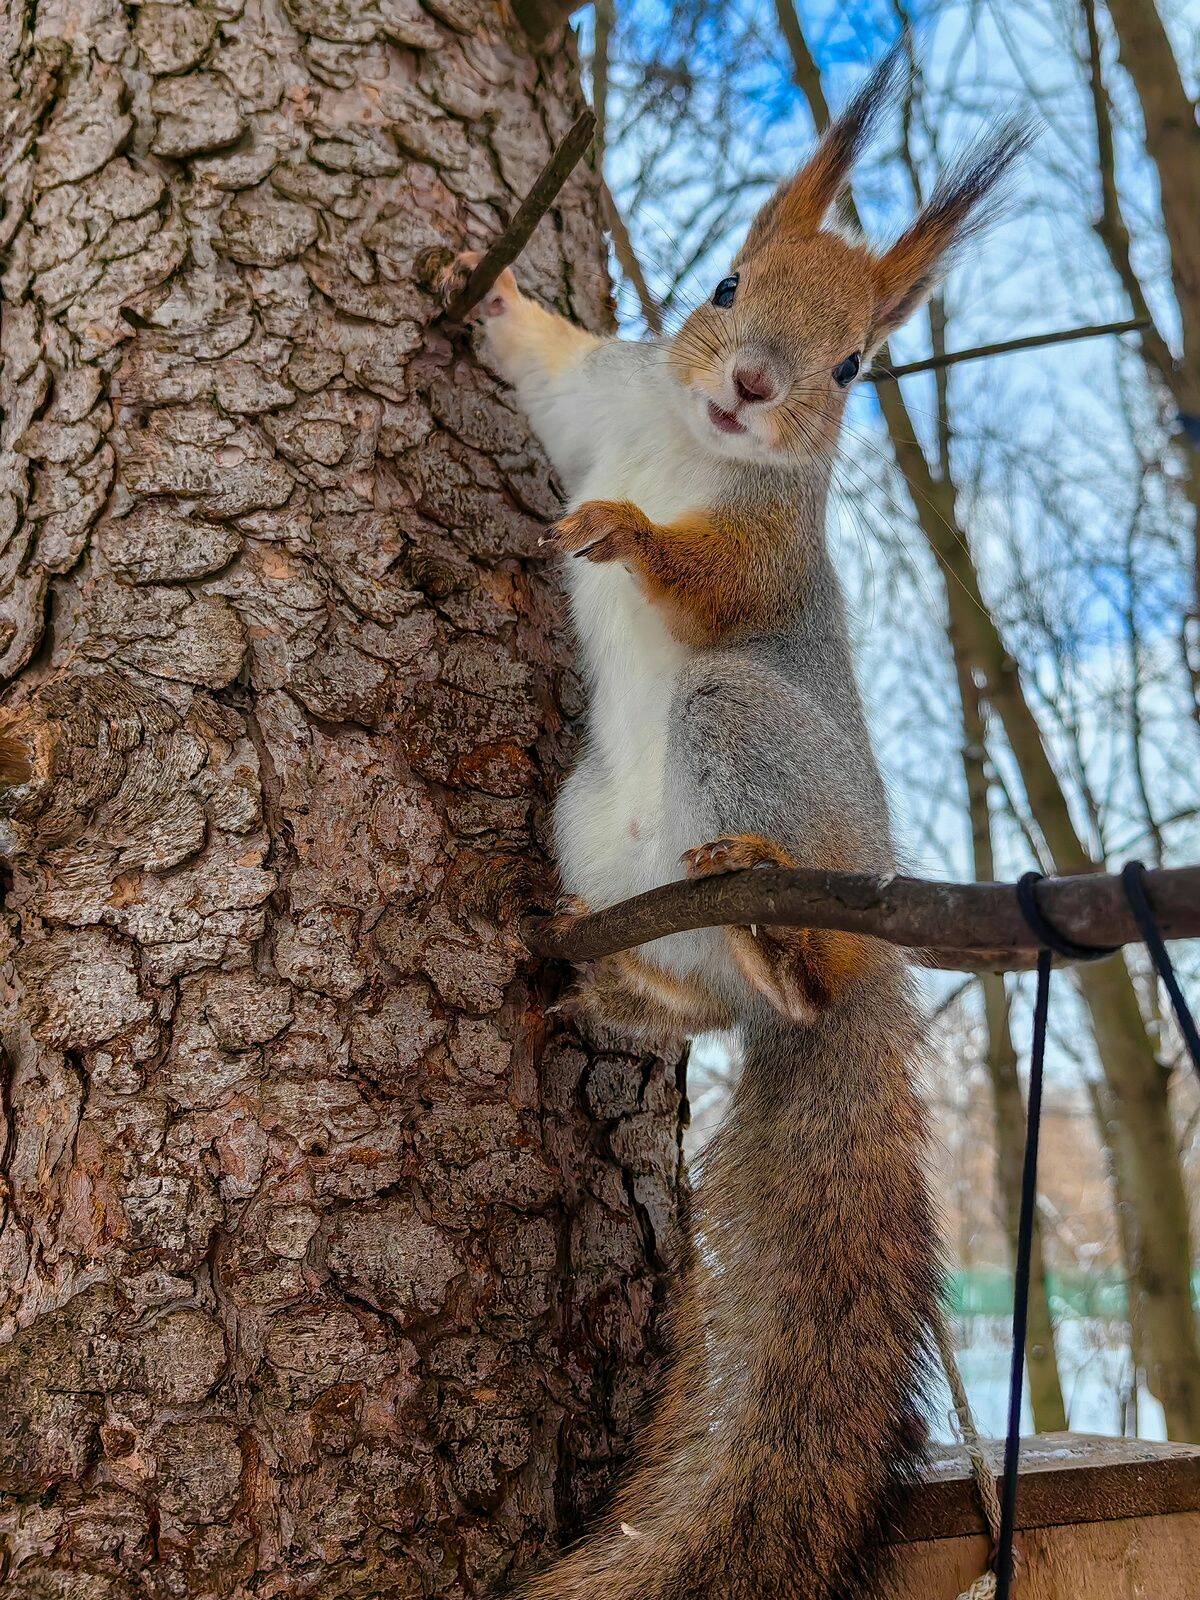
[895,1432,1200,1543]
[526,863,1200,974]
[441,109,596,322]
[870,317,1151,382]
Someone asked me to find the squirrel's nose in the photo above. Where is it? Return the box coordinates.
[733,366,777,406]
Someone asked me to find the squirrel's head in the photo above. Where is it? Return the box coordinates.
[665,40,1026,466]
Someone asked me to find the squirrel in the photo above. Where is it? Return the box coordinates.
[444,42,1023,1600]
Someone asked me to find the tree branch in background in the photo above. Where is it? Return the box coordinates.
[773,0,830,122]
[603,183,664,333]
[1078,0,1200,724]
[871,316,1150,381]
[1086,1074,1148,1436]
[1098,0,1200,411]
[592,0,612,164]
[526,861,1200,972]
[1078,0,1176,390]
[956,661,1068,1430]
[440,108,596,321]
[591,0,664,334]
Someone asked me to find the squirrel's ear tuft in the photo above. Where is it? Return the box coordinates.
[868,121,1029,351]
[738,34,907,258]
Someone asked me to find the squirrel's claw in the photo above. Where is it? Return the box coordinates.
[549,501,636,562]
[682,834,797,878]
[571,534,618,562]
[434,250,479,311]
[544,892,594,939]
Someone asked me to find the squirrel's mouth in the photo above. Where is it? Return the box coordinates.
[706,400,746,436]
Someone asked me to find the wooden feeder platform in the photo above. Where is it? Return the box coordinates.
[889,1432,1200,1598]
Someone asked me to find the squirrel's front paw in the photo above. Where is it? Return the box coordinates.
[540,893,595,951]
[546,893,593,931]
[682,834,797,877]
[548,500,642,562]
[438,251,520,319]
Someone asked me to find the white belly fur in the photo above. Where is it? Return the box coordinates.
[552,378,718,979]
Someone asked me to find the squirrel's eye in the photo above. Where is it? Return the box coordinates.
[833,351,861,386]
[712,275,739,309]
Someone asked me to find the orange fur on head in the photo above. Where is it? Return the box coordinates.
[667,37,1027,469]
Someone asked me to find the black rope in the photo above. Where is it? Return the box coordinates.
[993,939,1050,1600]
[1014,870,1117,963]
[1121,861,1200,1074]
[993,865,1199,1600]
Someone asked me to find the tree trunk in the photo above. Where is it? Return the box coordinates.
[1080,0,1200,713]
[0,7,686,1596]
[1088,1078,1148,1435]
[957,665,1067,1433]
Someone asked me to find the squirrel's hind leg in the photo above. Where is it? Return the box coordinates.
[566,957,733,1042]
[682,834,873,1022]
[550,896,732,1040]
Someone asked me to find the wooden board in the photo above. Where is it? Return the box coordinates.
[887,1433,1200,1599]
[891,1512,1200,1600]
[895,1432,1200,1540]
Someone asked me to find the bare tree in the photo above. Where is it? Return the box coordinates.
[774,0,1200,1443]
[0,4,686,1593]
[1080,0,1200,647]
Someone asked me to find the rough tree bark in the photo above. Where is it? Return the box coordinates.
[0,4,686,1596]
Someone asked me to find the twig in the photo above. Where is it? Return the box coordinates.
[526,862,1200,974]
[870,316,1150,382]
[442,108,596,322]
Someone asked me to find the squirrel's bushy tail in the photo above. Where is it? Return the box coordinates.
[520,960,939,1600]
